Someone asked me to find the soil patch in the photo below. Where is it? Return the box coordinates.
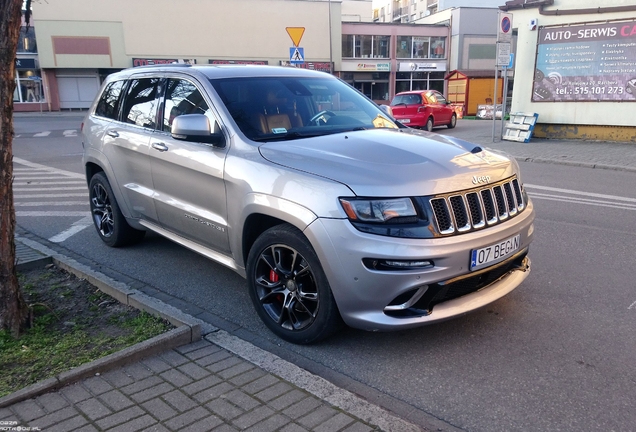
[0,264,173,398]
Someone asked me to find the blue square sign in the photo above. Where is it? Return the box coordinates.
[289,47,304,64]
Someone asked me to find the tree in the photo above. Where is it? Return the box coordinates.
[0,0,29,336]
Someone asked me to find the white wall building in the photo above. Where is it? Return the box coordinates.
[502,0,636,141]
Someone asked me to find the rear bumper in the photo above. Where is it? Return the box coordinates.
[394,114,427,128]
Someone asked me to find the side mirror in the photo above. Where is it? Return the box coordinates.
[172,114,225,147]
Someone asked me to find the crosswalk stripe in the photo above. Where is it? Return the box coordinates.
[15,201,88,207]
[14,193,89,198]
[13,157,85,179]
[13,187,88,191]
[14,176,79,180]
[49,216,93,243]
[16,211,90,217]
[14,181,86,186]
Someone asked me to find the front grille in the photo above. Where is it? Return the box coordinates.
[430,176,525,235]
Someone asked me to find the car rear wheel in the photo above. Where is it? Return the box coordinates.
[89,172,145,247]
[447,113,457,129]
[424,117,434,132]
[246,224,342,344]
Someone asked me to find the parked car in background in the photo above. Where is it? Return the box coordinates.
[82,65,533,344]
[390,90,457,131]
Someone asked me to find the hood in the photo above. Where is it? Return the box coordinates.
[258,128,516,197]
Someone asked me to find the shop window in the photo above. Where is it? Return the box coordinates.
[358,35,372,58]
[14,70,45,103]
[395,71,445,94]
[17,27,37,54]
[373,36,390,58]
[396,36,446,59]
[430,37,446,59]
[396,36,412,58]
[344,35,390,59]
[342,35,354,58]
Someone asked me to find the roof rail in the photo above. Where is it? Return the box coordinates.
[132,63,193,69]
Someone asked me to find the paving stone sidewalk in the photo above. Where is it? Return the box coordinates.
[0,338,395,432]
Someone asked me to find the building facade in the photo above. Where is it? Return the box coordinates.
[28,0,448,111]
[502,0,636,141]
[30,0,349,111]
[341,22,449,103]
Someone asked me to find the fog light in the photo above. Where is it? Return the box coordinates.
[384,260,432,268]
[363,258,433,271]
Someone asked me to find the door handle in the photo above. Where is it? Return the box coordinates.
[152,142,169,152]
[106,130,119,138]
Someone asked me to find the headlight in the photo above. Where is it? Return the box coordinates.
[339,197,417,223]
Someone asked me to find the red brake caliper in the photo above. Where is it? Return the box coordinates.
[269,269,279,283]
[269,270,283,303]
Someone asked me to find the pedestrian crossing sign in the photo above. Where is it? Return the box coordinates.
[289,47,304,65]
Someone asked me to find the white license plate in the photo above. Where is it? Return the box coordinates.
[400,118,410,124]
[470,234,520,271]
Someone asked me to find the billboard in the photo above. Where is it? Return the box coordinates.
[533,20,636,102]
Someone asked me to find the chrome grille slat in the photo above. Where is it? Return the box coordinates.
[429,176,525,235]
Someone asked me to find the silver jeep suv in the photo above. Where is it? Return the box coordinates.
[82,64,534,344]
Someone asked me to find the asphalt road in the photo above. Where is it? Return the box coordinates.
[11,115,636,432]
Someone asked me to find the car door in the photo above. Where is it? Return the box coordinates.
[102,76,160,223]
[429,91,452,125]
[149,76,230,254]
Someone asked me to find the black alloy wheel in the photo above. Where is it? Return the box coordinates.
[88,172,145,247]
[247,224,342,344]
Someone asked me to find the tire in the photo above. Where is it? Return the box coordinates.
[425,117,434,132]
[88,172,145,247]
[246,224,343,344]
[447,113,457,129]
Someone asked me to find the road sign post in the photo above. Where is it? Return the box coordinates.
[493,12,513,142]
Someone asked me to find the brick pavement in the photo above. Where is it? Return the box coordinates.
[1,338,398,432]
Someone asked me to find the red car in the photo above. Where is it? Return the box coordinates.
[390,90,457,131]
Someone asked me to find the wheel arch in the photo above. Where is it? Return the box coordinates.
[238,196,317,269]
[85,161,104,186]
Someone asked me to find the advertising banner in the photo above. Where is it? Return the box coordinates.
[533,20,636,102]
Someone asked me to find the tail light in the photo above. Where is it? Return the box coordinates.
[417,105,428,113]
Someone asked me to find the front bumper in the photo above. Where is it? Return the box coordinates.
[303,200,535,331]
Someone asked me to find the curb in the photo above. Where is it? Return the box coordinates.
[2,236,218,407]
[0,326,191,408]
[514,156,636,173]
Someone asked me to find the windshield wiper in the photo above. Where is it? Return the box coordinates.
[251,131,330,142]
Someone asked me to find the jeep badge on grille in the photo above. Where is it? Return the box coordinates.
[472,175,491,185]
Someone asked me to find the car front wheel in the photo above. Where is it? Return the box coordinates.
[246,224,342,344]
[89,172,145,247]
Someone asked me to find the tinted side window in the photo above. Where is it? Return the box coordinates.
[163,79,211,132]
[121,78,161,128]
[431,92,447,104]
[95,80,125,120]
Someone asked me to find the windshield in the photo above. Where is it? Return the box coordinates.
[210,76,398,141]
